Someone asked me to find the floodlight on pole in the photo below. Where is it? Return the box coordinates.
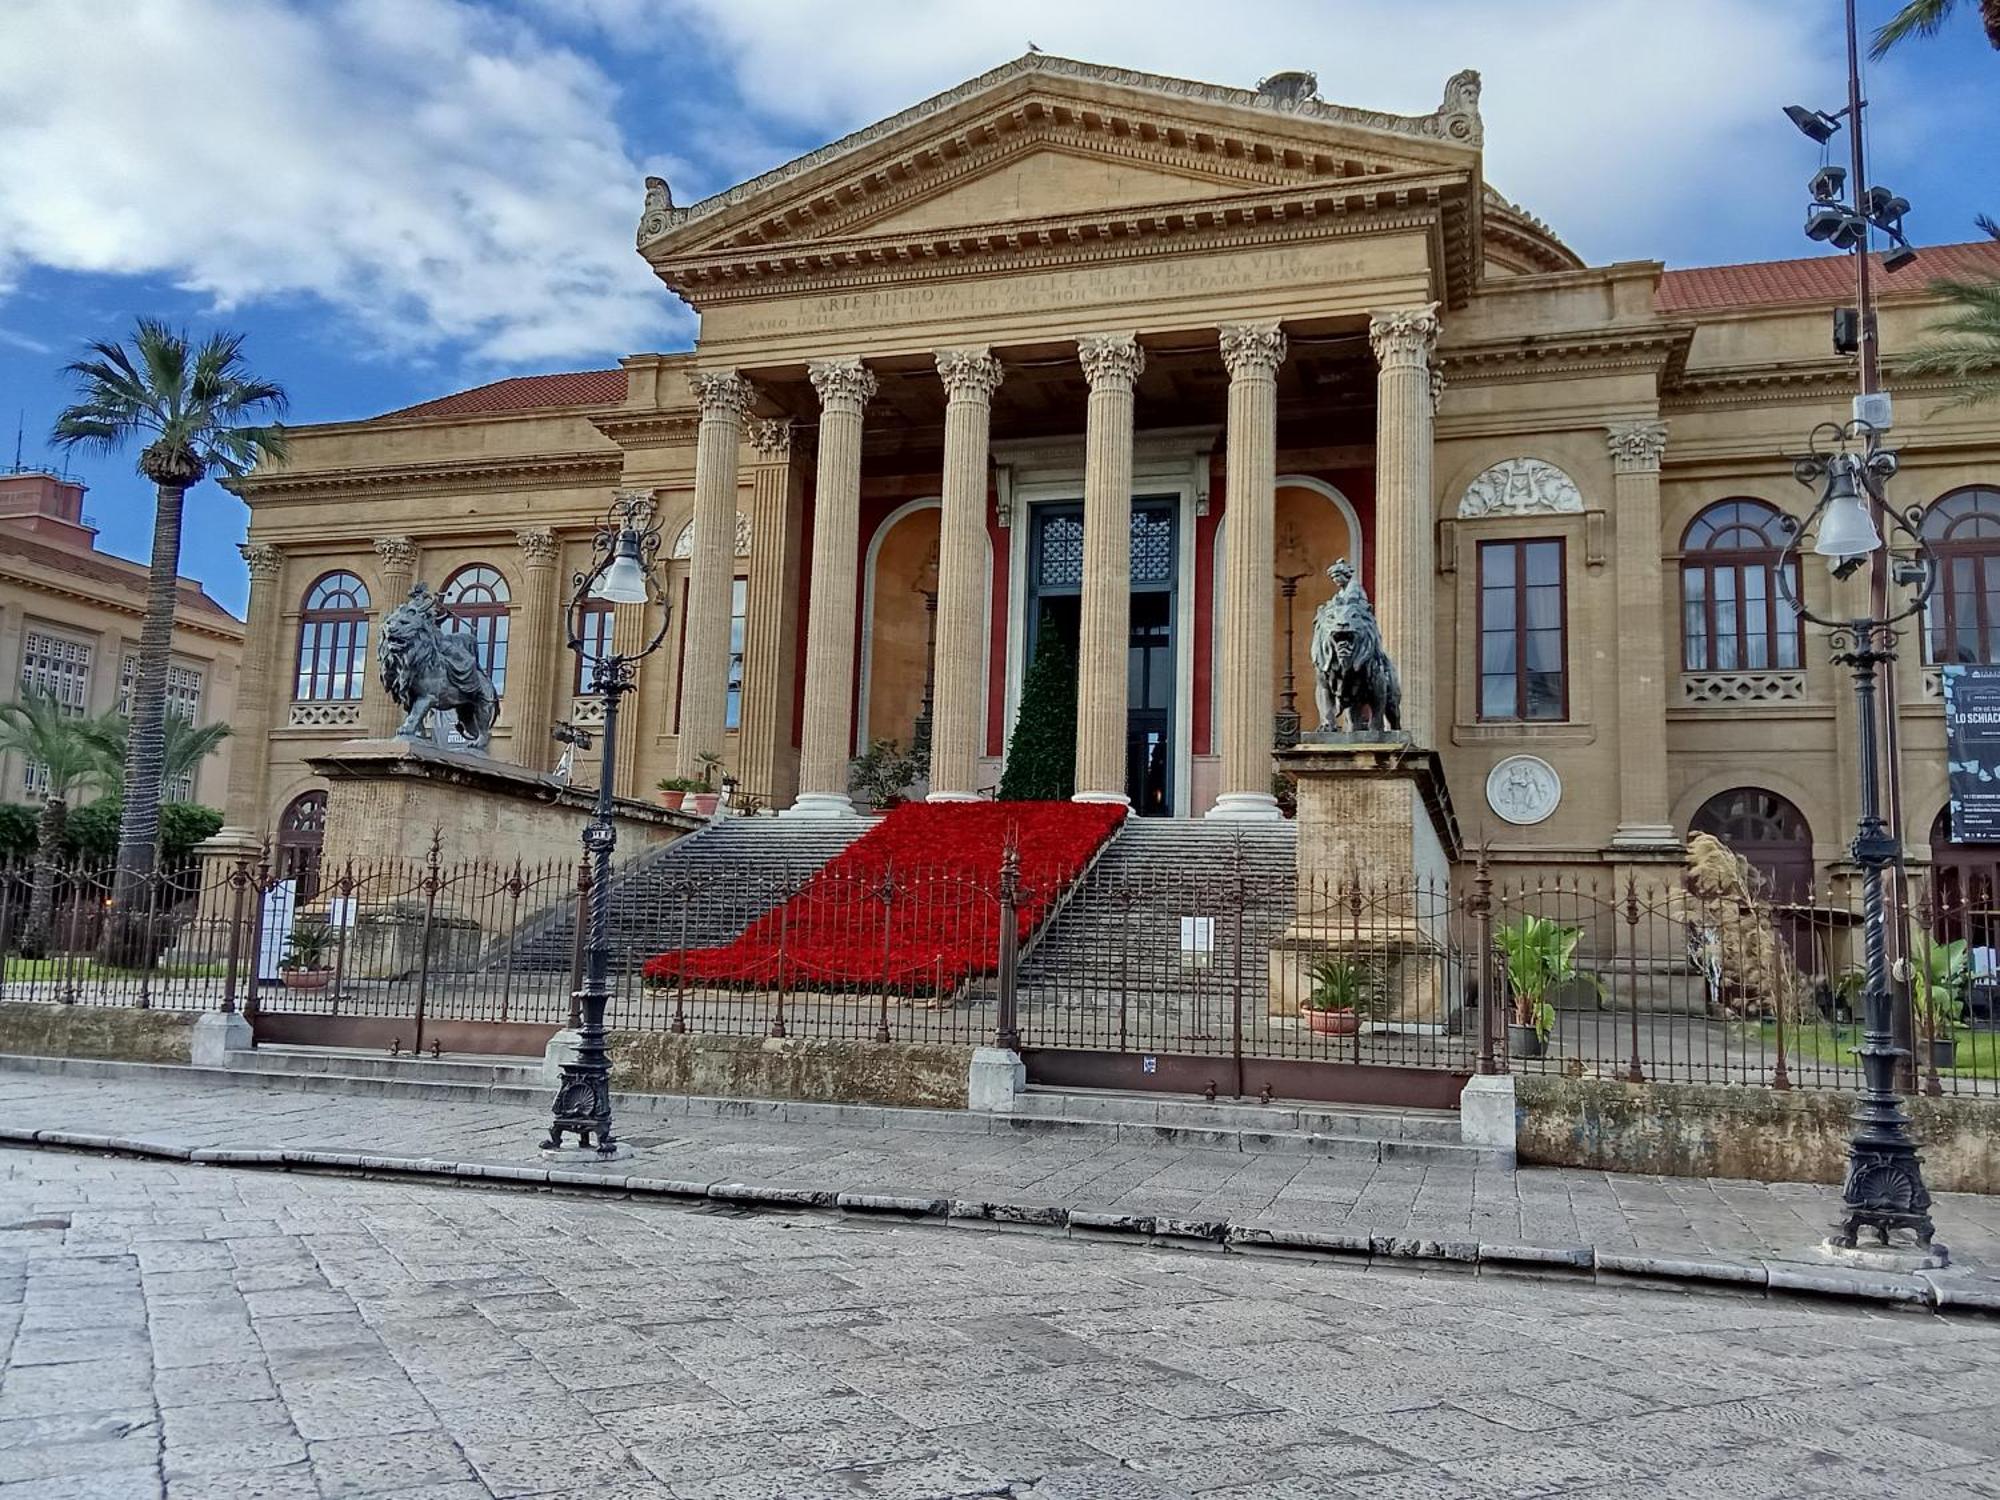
[1784,103,1843,142]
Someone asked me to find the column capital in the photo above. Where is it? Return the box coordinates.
[1606,420,1669,473]
[514,526,558,566]
[1078,333,1145,390]
[808,358,877,410]
[935,348,1004,403]
[1218,323,1287,379]
[239,541,284,580]
[691,370,755,421]
[748,416,793,460]
[373,535,417,571]
[1368,303,1441,370]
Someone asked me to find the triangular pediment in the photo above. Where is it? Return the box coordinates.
[639,53,1483,263]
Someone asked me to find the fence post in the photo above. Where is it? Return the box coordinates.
[412,830,443,1055]
[993,837,1020,1051]
[566,854,589,1031]
[243,847,272,1027]
[1229,836,1245,1100]
[330,861,355,1018]
[1623,876,1646,1084]
[875,864,895,1045]
[1472,846,1498,1075]
[221,858,251,1016]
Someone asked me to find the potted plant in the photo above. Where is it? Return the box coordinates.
[279,922,335,991]
[850,738,920,811]
[655,776,696,812]
[1495,914,1591,1059]
[1300,956,1376,1035]
[690,752,726,816]
[1913,936,1969,1070]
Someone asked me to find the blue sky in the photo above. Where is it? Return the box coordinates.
[1,0,1994,617]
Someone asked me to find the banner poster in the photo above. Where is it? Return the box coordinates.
[1944,665,2000,842]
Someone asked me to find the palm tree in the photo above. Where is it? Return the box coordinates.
[0,694,118,957]
[1871,0,2000,54]
[1902,218,2000,410]
[80,714,234,801]
[51,320,286,964]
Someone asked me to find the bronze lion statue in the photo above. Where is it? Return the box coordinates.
[1311,558,1402,733]
[378,583,499,751]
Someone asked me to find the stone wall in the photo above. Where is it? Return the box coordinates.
[608,1032,971,1110]
[1518,1075,2000,1196]
[0,1003,197,1065]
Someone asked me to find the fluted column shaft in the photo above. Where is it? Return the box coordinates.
[1369,306,1440,744]
[1608,421,1676,846]
[1073,335,1145,804]
[366,537,417,736]
[1210,324,1287,820]
[510,528,561,771]
[221,542,286,833]
[679,372,754,778]
[930,350,1003,801]
[788,359,877,816]
[739,419,805,806]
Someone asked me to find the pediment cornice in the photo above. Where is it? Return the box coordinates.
[231,451,622,502]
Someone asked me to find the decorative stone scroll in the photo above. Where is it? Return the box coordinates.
[671,512,753,559]
[1457,458,1584,519]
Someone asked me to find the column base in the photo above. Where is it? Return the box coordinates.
[1205,792,1283,822]
[1609,823,1681,850]
[1071,791,1131,807]
[781,792,859,819]
[925,790,981,804]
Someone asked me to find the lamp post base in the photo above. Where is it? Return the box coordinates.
[542,1060,620,1158]
[1830,1143,1937,1250]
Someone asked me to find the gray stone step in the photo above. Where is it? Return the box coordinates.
[229,1044,543,1089]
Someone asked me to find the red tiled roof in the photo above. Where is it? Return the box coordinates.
[374,368,626,421]
[1657,239,2000,314]
[0,525,242,627]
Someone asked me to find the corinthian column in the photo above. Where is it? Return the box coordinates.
[365,536,417,736]
[786,359,876,817]
[1607,420,1677,848]
[219,542,286,838]
[739,418,805,806]
[929,349,1003,801]
[1073,334,1145,805]
[1210,323,1287,821]
[679,372,754,778]
[1368,305,1440,744]
[510,527,560,770]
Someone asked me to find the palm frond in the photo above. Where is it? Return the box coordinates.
[1870,0,1958,57]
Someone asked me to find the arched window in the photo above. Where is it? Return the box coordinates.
[1681,500,1800,672]
[295,572,369,701]
[275,790,327,902]
[442,565,511,693]
[1690,787,1814,903]
[1923,487,2000,665]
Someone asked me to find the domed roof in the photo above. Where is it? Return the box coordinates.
[1482,187,1584,277]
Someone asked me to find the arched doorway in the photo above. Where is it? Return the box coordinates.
[275,791,327,902]
[1690,787,1814,902]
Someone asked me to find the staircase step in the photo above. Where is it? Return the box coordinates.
[230,1044,542,1088]
[1013,1087,1462,1141]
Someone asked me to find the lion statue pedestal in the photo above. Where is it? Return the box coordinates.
[1267,734,1464,1029]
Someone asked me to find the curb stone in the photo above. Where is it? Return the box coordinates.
[1,1132,1988,1317]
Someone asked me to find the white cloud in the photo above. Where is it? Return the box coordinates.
[0,0,683,365]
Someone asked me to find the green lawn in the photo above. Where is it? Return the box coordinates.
[2,956,229,982]
[1760,1019,2000,1080]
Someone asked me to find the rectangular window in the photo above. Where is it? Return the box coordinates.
[120,654,204,722]
[1478,539,1567,722]
[18,630,94,796]
[574,603,615,694]
[726,577,747,731]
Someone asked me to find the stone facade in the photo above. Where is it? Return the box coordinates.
[223,53,2000,890]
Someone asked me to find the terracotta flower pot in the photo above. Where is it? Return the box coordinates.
[1302,1006,1360,1035]
[691,791,722,816]
[658,789,686,811]
[281,968,333,992]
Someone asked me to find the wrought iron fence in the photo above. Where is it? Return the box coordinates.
[0,834,1994,1099]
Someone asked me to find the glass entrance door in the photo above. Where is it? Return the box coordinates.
[1025,499,1178,814]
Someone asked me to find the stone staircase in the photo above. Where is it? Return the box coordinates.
[1019,818,1297,1003]
[505,816,874,976]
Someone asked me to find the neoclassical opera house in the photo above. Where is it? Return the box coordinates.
[226,54,2000,898]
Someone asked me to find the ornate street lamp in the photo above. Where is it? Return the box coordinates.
[543,492,669,1158]
[1775,418,1940,1253]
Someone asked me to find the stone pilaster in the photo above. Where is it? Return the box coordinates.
[929,349,1003,801]
[218,542,286,837]
[365,536,417,736]
[787,359,876,817]
[1607,420,1677,848]
[1073,334,1145,805]
[510,527,561,772]
[679,371,754,779]
[1368,305,1440,745]
[739,418,806,807]
[1210,323,1287,821]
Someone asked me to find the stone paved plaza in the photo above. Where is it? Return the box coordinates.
[3,1148,2000,1500]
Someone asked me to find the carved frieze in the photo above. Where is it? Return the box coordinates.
[1457,459,1584,519]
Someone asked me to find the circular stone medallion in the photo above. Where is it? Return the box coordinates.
[1485,755,1561,826]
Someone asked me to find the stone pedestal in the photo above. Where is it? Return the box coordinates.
[1268,733,1462,1025]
